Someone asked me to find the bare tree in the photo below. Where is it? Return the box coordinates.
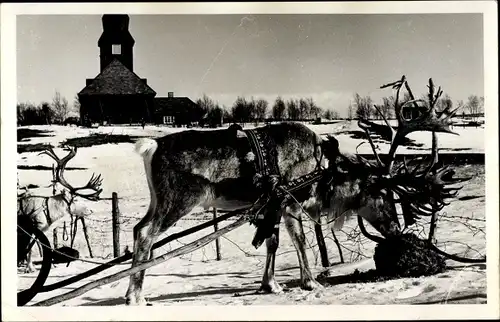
[41,102,53,125]
[436,93,453,112]
[196,94,216,116]
[17,103,29,125]
[206,104,224,128]
[456,100,465,118]
[324,109,339,120]
[299,98,310,120]
[51,91,69,124]
[254,99,268,123]
[247,97,257,123]
[331,110,340,120]
[231,96,252,124]
[306,97,322,119]
[466,95,482,122]
[286,99,300,120]
[73,95,81,115]
[347,103,354,120]
[353,93,372,120]
[272,96,286,121]
[379,96,394,119]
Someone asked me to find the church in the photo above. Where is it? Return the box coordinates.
[78,14,202,127]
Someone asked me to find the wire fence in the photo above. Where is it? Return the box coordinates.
[42,190,486,271]
[43,193,361,267]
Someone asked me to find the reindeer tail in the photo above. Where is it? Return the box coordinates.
[135,138,159,211]
[135,138,158,158]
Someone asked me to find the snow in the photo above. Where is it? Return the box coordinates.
[15,123,487,308]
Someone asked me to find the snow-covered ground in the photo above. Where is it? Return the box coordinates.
[15,122,486,307]
[18,119,485,155]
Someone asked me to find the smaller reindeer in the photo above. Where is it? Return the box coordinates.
[17,146,103,272]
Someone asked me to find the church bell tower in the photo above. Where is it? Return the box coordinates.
[98,14,135,72]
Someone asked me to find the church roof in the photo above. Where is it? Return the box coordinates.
[78,59,156,96]
[154,97,205,117]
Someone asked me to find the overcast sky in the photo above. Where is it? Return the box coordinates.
[17,14,483,117]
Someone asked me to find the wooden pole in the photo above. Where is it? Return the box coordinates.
[80,217,94,258]
[112,192,120,258]
[330,228,344,264]
[213,208,222,261]
[70,217,78,249]
[52,228,58,249]
[428,132,439,244]
[314,222,329,268]
[40,207,246,293]
[32,216,249,307]
[51,168,58,249]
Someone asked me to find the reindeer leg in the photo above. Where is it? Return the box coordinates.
[259,218,283,294]
[25,247,36,273]
[125,179,212,306]
[125,209,163,306]
[283,210,322,291]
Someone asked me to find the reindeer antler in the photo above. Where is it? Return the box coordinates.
[353,76,483,263]
[39,145,103,201]
[385,77,459,174]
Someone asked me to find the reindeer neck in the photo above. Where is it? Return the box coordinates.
[46,194,72,224]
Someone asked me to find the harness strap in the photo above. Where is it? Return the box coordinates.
[43,197,53,227]
[63,221,69,241]
[245,129,281,178]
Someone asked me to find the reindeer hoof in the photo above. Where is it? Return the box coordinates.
[301,279,323,291]
[125,296,151,306]
[258,280,283,294]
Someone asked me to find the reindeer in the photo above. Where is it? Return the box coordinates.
[126,75,468,305]
[17,146,103,272]
[125,121,405,305]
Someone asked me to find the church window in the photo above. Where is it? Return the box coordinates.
[112,44,121,55]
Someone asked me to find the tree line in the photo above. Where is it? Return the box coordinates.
[18,90,484,128]
[196,94,341,127]
[351,92,484,121]
[17,91,79,126]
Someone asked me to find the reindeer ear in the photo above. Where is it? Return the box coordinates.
[61,188,70,198]
[322,135,340,158]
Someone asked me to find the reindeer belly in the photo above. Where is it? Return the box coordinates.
[201,177,259,211]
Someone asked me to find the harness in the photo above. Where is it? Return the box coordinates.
[239,125,333,248]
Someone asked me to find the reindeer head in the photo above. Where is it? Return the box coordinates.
[39,145,103,217]
[321,136,399,236]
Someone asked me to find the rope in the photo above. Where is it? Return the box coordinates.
[278,186,348,227]
[62,221,69,241]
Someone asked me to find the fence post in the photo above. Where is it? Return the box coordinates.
[80,217,94,258]
[314,221,329,268]
[330,228,344,264]
[112,192,120,258]
[213,208,222,261]
[53,228,58,249]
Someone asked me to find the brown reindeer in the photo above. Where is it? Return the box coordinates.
[17,146,102,272]
[125,122,400,305]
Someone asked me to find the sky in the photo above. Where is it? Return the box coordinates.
[17,14,484,117]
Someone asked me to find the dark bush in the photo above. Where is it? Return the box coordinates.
[18,143,53,154]
[374,233,446,278]
[64,116,80,126]
[17,129,54,141]
[62,133,141,148]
